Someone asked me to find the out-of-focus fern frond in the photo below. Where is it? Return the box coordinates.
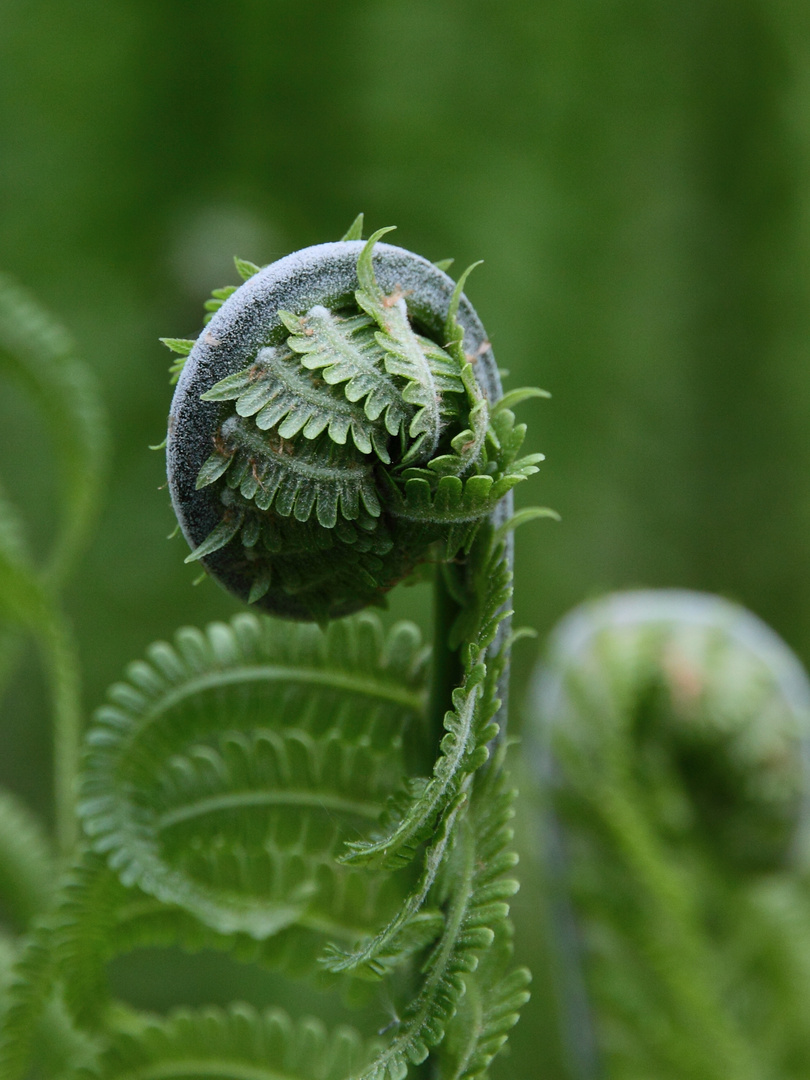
[0,272,107,583]
[0,920,98,1080]
[0,790,55,932]
[0,272,106,854]
[530,590,810,1080]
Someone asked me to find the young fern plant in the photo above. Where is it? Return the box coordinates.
[528,590,810,1080]
[0,218,549,1079]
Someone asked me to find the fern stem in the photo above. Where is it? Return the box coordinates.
[44,608,82,855]
[0,550,81,855]
[427,567,462,749]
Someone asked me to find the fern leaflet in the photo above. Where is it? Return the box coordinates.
[78,613,428,937]
[77,1003,379,1080]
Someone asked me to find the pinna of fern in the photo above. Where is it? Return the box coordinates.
[0,218,546,1080]
[527,589,810,1080]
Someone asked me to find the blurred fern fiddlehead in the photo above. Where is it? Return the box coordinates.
[0,218,548,1079]
[528,590,810,1080]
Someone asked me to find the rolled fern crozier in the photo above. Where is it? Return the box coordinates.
[167,226,542,621]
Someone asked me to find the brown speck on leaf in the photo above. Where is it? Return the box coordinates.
[267,430,294,456]
[250,458,267,491]
[212,428,235,459]
[382,285,413,308]
[465,340,491,364]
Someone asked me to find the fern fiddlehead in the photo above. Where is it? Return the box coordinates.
[167,223,541,622]
[527,589,810,1080]
[0,220,544,1080]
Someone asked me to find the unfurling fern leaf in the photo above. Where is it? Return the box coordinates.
[167,226,543,622]
[281,306,410,443]
[0,221,546,1080]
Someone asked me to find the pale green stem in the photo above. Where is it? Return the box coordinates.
[0,551,82,856]
[428,567,462,749]
[41,608,82,856]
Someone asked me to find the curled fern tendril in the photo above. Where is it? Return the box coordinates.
[167,227,542,622]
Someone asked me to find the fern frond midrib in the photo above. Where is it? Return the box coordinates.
[128,664,425,727]
[156,788,383,831]
[324,791,465,976]
[108,1059,292,1080]
[446,974,484,1080]
[113,893,387,947]
[357,819,477,1080]
[342,681,482,865]
[223,419,374,483]
[297,909,395,943]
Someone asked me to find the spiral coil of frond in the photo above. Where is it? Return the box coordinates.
[167,227,542,621]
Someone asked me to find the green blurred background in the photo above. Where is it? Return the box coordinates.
[2,1,810,1074]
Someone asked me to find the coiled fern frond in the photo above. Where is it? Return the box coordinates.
[167,225,544,622]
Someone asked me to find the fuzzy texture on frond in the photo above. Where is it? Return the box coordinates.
[281,307,410,445]
[201,342,393,460]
